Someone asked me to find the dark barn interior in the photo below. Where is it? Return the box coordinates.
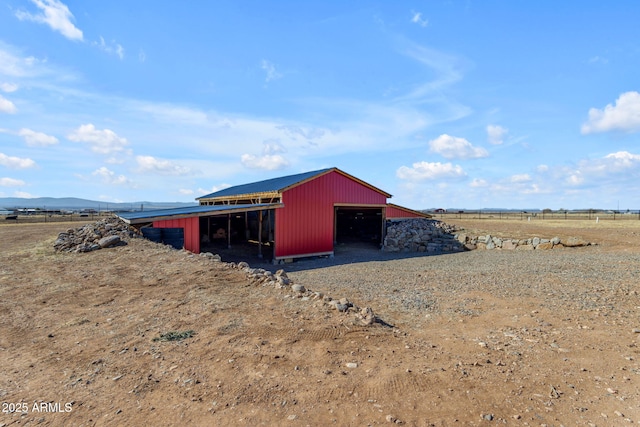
[198,211,275,261]
[334,207,383,246]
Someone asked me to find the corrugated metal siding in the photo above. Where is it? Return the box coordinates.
[152,217,200,253]
[275,170,387,258]
[386,205,425,219]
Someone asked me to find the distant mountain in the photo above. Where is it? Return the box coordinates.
[0,197,197,211]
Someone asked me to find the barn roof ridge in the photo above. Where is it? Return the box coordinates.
[197,167,391,200]
[386,203,431,218]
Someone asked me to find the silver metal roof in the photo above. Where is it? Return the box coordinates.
[117,203,282,224]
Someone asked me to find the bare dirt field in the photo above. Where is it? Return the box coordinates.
[1,218,639,426]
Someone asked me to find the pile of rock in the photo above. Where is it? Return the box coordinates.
[382,218,593,253]
[383,218,464,253]
[199,254,377,326]
[54,217,139,253]
[455,233,592,251]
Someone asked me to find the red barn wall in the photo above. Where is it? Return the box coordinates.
[386,205,425,219]
[152,217,200,253]
[274,170,387,259]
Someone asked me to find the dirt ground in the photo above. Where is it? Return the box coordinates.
[1,219,639,426]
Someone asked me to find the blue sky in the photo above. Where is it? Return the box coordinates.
[1,1,640,210]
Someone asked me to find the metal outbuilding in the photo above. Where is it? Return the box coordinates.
[119,167,426,261]
[385,203,431,220]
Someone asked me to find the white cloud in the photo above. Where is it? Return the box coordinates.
[0,95,17,114]
[67,124,129,155]
[94,37,125,60]
[14,191,35,198]
[429,134,488,159]
[241,154,290,170]
[588,56,608,65]
[277,125,326,141]
[241,140,290,170]
[510,173,531,183]
[15,0,83,41]
[0,44,46,78]
[410,11,428,27]
[18,128,59,147]
[0,177,26,187]
[561,151,640,187]
[566,172,583,186]
[262,140,286,155]
[198,184,231,196]
[0,83,18,92]
[394,42,468,109]
[520,183,543,195]
[581,91,640,134]
[135,155,191,176]
[179,188,194,195]
[487,124,508,145]
[470,178,488,188]
[92,167,131,185]
[135,102,209,125]
[0,153,36,169]
[537,164,549,173]
[396,161,466,181]
[604,150,640,167]
[261,60,282,83]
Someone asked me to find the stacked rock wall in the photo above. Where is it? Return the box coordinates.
[455,233,591,251]
[382,218,593,253]
[383,218,464,253]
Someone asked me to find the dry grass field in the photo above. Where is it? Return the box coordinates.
[1,218,639,426]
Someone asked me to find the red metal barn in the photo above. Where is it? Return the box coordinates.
[151,217,201,253]
[119,167,428,261]
[273,168,389,259]
[385,203,431,220]
[197,168,390,260]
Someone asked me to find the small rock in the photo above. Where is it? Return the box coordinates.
[287,414,297,420]
[386,414,397,423]
[345,362,358,369]
[277,275,291,286]
[334,303,348,312]
[291,284,306,293]
[482,413,494,421]
[98,235,121,248]
[357,307,376,326]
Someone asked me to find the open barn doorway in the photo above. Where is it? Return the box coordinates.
[334,206,384,248]
[198,210,275,263]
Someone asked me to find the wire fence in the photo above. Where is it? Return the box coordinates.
[4,210,640,225]
[1,212,114,224]
[432,210,640,221]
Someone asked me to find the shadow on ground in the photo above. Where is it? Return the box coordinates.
[200,239,464,273]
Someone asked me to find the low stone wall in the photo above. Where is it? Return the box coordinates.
[382,218,593,253]
[455,233,592,251]
[199,255,377,326]
[382,218,464,253]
